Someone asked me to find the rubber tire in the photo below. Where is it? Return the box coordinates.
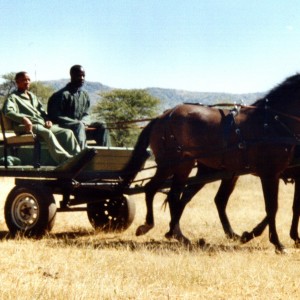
[87,195,135,232]
[4,185,57,237]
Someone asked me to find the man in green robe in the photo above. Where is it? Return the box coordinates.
[47,65,110,149]
[3,71,80,164]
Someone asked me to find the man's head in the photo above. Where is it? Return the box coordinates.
[15,71,31,92]
[70,65,85,88]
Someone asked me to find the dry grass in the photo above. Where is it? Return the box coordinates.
[0,173,299,299]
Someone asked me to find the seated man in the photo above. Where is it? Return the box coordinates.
[3,71,81,165]
[47,65,111,149]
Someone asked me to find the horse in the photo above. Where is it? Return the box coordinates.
[204,163,300,247]
[240,164,300,246]
[122,74,300,253]
[168,161,300,247]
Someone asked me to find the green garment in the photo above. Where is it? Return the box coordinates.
[3,90,48,131]
[47,83,90,126]
[2,90,80,164]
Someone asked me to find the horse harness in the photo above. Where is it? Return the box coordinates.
[220,99,300,169]
[160,101,300,170]
[221,106,249,168]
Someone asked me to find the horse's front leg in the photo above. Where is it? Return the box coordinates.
[261,175,286,254]
[185,165,239,239]
[241,216,268,243]
[290,177,300,247]
[215,176,240,240]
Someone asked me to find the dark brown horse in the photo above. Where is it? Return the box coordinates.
[122,74,300,253]
[240,164,300,246]
[168,162,300,247]
[199,163,300,247]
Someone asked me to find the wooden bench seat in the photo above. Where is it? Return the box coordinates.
[0,112,40,168]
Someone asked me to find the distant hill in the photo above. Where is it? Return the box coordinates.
[43,79,266,113]
[42,79,111,105]
[145,88,265,111]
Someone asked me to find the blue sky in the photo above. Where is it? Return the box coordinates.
[1,0,300,93]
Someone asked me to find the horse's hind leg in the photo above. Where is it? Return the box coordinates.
[164,164,196,245]
[290,178,300,247]
[136,167,171,236]
[215,176,240,240]
[165,179,199,245]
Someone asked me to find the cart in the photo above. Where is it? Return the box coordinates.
[1,139,299,238]
[0,146,143,237]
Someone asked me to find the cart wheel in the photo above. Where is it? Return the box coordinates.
[4,185,57,237]
[87,195,135,232]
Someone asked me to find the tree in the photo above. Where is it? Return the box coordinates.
[92,89,161,147]
[0,72,16,96]
[0,73,54,109]
[0,72,16,107]
[30,81,55,107]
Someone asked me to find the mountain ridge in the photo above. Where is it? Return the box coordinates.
[43,79,266,112]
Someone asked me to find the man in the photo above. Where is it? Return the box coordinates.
[47,65,110,149]
[3,71,81,164]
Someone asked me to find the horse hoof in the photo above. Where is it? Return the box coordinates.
[240,231,253,244]
[136,224,153,236]
[165,231,191,246]
[275,247,288,255]
[226,233,241,241]
[295,241,300,249]
[198,238,206,248]
[164,231,173,240]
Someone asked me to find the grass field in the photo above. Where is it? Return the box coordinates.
[0,174,299,299]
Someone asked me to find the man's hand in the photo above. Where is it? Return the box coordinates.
[45,120,52,128]
[22,117,33,133]
[78,120,88,129]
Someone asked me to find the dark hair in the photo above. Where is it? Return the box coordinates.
[70,65,84,76]
[15,71,28,81]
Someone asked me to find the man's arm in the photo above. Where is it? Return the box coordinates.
[3,94,27,124]
[3,95,33,132]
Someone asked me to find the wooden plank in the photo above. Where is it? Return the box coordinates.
[0,144,134,171]
[0,131,18,141]
[83,147,133,171]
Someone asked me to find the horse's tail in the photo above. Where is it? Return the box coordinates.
[121,119,156,187]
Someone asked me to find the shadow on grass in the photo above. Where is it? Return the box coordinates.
[0,230,12,240]
[47,229,270,253]
[0,229,272,253]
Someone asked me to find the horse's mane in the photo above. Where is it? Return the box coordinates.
[252,73,300,108]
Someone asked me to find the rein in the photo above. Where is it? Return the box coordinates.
[188,101,300,138]
[103,101,300,133]
[105,117,154,130]
[107,118,154,125]
[269,108,300,123]
[208,102,300,124]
